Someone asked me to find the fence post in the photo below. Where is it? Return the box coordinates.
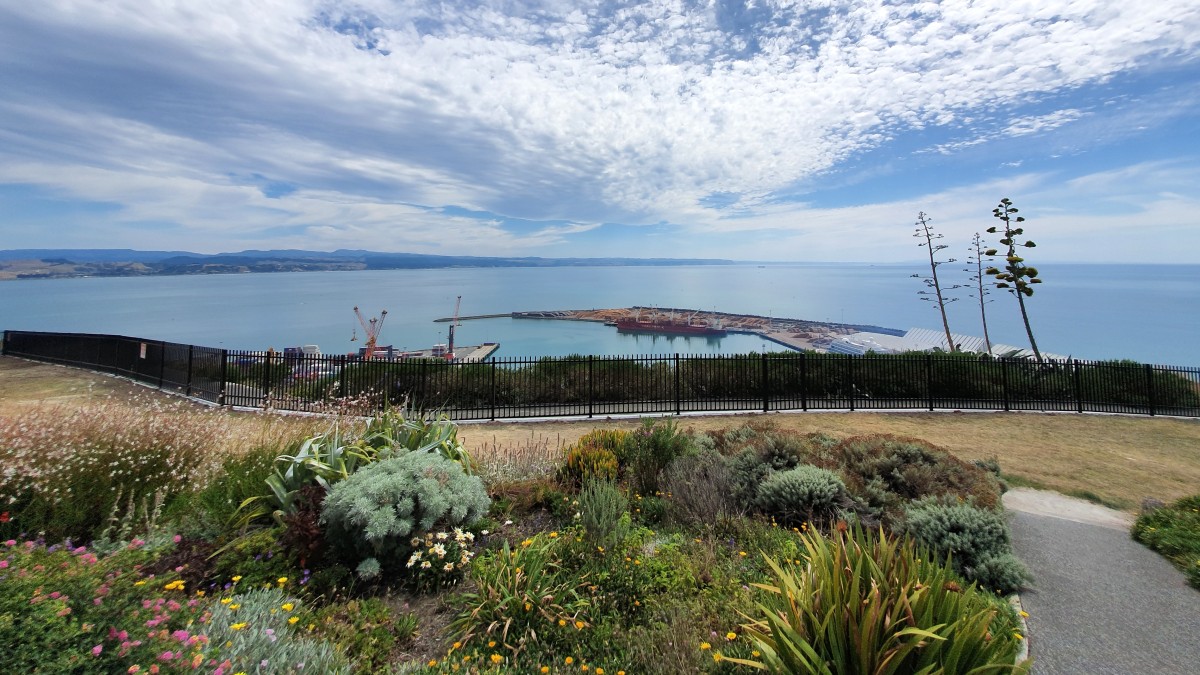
[491,360,498,421]
[760,353,769,412]
[218,349,228,406]
[261,351,273,409]
[1145,364,1156,416]
[926,354,935,411]
[157,341,167,388]
[800,353,808,411]
[588,355,595,418]
[1001,358,1011,411]
[1,330,8,355]
[185,345,194,396]
[675,354,682,415]
[848,356,855,412]
[1073,359,1083,413]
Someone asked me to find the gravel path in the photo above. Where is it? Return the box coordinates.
[1004,489,1200,674]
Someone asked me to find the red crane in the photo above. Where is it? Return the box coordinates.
[446,295,461,361]
[352,306,387,360]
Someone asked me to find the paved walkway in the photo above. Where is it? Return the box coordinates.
[1004,489,1200,674]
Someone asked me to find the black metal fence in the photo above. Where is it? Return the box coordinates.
[4,330,1198,419]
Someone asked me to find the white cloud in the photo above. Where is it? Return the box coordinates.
[0,0,1198,256]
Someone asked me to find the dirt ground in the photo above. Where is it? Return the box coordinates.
[4,356,1199,509]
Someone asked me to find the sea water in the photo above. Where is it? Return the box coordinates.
[0,264,1196,366]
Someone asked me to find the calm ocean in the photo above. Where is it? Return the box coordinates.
[1,264,1196,366]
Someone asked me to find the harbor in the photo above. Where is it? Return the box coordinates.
[439,306,905,354]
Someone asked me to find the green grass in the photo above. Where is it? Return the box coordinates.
[1132,494,1200,590]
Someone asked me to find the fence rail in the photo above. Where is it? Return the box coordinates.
[4,330,1198,419]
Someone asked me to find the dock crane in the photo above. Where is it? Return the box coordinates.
[446,296,461,361]
[352,306,387,360]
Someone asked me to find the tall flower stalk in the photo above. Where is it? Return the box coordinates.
[912,212,962,352]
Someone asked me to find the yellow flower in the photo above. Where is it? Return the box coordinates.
[220,597,232,605]
[700,642,711,650]
[575,620,585,630]
[558,619,567,627]
[541,667,550,674]
[549,531,558,538]
[195,590,205,597]
[490,654,503,664]
[452,641,462,650]
[713,653,723,663]
[428,660,438,667]
[597,546,605,553]
[488,640,496,648]
[738,551,747,557]
[752,650,761,657]
[228,604,240,611]
[281,602,295,612]
[230,622,247,631]
[596,669,604,674]
[582,666,589,672]
[133,580,146,586]
[521,538,534,548]
[232,575,242,582]
[525,602,532,611]
[1019,610,1029,618]
[726,631,737,641]
[565,656,574,665]
[288,616,299,625]
[277,577,288,585]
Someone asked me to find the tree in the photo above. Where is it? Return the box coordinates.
[985,198,1043,362]
[912,212,963,352]
[964,232,994,355]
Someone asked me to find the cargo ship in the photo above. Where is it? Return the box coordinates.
[615,315,727,337]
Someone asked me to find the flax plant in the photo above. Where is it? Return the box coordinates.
[724,525,1028,674]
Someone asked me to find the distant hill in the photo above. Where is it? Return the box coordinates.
[0,248,736,280]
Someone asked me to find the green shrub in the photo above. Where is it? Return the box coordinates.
[905,496,1029,595]
[559,444,619,488]
[1132,494,1200,590]
[662,447,741,528]
[728,447,772,511]
[834,434,1002,526]
[448,536,592,658]
[626,418,691,495]
[754,464,851,527]
[723,526,1028,673]
[211,526,303,590]
[320,452,489,581]
[305,596,409,673]
[204,586,349,673]
[578,479,629,550]
[573,428,631,468]
[169,444,279,538]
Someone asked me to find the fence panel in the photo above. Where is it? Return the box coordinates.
[3,330,1197,419]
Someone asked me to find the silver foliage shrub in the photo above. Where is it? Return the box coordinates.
[320,452,489,580]
[753,464,850,527]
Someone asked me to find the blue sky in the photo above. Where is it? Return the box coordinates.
[1,0,1198,262]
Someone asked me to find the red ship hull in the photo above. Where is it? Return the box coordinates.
[615,319,727,336]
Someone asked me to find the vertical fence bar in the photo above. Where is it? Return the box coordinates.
[760,352,768,412]
[675,354,682,415]
[1073,359,1083,413]
[1001,358,1010,411]
[800,353,808,411]
[185,345,194,396]
[491,360,497,421]
[588,355,595,418]
[157,341,166,388]
[218,349,228,406]
[848,357,856,412]
[1145,364,1156,416]
[926,354,935,411]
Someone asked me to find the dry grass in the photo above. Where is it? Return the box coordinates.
[4,356,1198,512]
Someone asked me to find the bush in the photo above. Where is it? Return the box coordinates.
[905,496,1029,595]
[625,418,691,495]
[753,464,851,527]
[448,536,592,658]
[558,444,618,488]
[662,448,740,528]
[211,526,303,591]
[723,526,1028,673]
[573,428,631,468]
[1132,493,1200,590]
[834,434,1002,526]
[578,479,629,550]
[204,586,349,673]
[320,452,489,581]
[0,400,228,543]
[305,596,411,672]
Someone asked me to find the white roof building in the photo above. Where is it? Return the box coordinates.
[828,327,1067,360]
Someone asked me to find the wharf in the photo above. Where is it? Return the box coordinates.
[438,307,900,353]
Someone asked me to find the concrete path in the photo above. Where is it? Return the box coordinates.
[1003,488,1200,674]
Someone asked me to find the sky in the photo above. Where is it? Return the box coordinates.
[1,0,1199,263]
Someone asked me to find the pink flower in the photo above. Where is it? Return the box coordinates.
[91,645,103,656]
[171,630,190,643]
[0,560,8,569]
[128,666,141,674]
[173,535,181,544]
[158,651,174,661]
[4,540,16,546]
